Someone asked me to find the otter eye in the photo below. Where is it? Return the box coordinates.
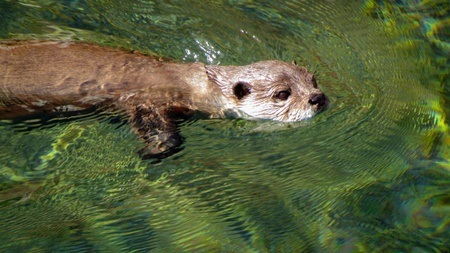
[276,90,291,101]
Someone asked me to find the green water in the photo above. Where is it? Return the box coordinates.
[0,0,449,252]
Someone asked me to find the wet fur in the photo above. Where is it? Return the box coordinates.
[0,41,327,159]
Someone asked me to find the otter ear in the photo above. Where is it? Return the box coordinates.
[206,65,251,101]
[233,82,251,99]
[292,60,297,66]
[206,65,240,99]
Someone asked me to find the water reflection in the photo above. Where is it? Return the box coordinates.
[0,0,449,252]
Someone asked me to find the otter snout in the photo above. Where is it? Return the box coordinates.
[308,93,328,109]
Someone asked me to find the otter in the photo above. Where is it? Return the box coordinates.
[0,41,328,159]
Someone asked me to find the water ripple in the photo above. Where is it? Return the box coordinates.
[0,0,448,252]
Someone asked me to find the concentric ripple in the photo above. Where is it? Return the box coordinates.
[0,0,448,252]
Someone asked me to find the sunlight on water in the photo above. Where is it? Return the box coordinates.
[0,0,449,252]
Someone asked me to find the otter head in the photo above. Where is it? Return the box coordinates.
[206,60,328,122]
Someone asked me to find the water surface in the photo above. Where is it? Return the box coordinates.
[0,0,449,252]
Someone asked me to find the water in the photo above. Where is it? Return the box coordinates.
[0,0,449,252]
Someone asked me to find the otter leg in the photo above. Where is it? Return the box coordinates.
[128,104,193,160]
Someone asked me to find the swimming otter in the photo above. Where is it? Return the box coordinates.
[0,41,328,159]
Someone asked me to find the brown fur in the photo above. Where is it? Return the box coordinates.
[0,41,327,159]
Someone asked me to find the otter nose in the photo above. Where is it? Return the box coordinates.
[308,93,327,107]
